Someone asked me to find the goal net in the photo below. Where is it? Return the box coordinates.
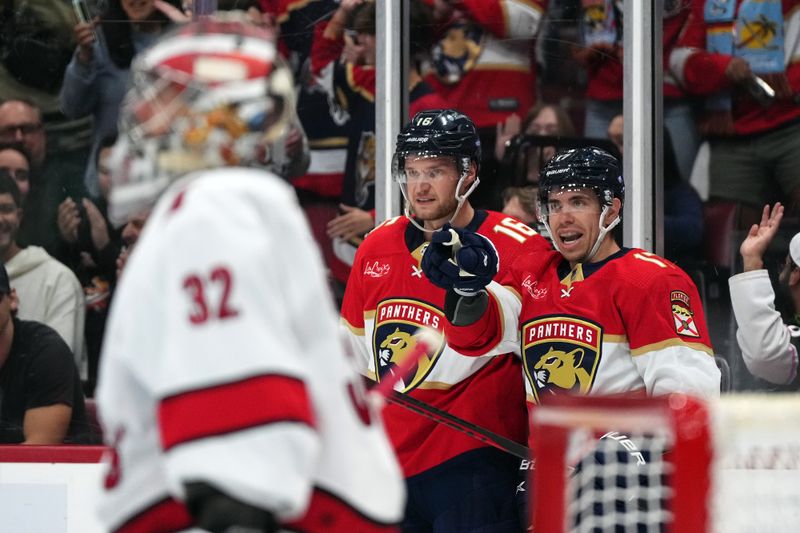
[528,393,800,533]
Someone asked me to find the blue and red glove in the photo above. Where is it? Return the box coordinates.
[421,224,499,296]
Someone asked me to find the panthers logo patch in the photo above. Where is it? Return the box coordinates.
[372,299,445,392]
[522,316,603,403]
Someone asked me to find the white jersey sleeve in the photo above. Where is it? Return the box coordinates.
[730,269,799,385]
[483,281,524,356]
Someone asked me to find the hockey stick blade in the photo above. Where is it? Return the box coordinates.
[386,391,530,460]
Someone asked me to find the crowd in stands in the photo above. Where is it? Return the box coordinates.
[0,0,798,444]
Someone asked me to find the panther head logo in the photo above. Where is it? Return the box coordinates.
[534,346,593,394]
[378,327,431,389]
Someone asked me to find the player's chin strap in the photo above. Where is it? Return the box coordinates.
[584,205,621,263]
[541,205,621,264]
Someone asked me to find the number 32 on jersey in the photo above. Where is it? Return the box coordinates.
[182,266,239,325]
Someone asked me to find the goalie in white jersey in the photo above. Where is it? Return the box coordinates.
[96,19,404,533]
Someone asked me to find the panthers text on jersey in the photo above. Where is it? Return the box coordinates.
[446,246,721,407]
[96,168,404,533]
[340,210,552,477]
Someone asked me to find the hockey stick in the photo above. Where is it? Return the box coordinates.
[386,391,530,460]
[365,327,528,459]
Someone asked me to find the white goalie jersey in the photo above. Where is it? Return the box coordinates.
[95,168,404,533]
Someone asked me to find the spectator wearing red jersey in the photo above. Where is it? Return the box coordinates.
[671,0,800,229]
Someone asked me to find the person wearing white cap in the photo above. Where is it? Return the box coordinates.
[729,202,800,386]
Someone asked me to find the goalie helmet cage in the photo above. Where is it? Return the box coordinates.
[529,393,800,533]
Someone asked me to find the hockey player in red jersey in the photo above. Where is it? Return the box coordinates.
[340,108,552,532]
[422,146,721,408]
[95,19,404,533]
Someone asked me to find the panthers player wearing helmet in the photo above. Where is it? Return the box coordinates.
[96,19,404,533]
[422,146,720,526]
[340,108,551,532]
[423,146,721,408]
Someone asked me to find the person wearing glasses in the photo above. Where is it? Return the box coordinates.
[0,99,46,170]
[0,98,79,263]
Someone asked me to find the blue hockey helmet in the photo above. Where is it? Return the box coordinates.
[537,146,624,213]
[537,146,624,262]
[393,108,481,181]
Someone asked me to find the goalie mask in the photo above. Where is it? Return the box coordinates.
[537,146,624,263]
[108,18,294,225]
[392,109,480,231]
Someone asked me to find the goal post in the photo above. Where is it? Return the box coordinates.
[528,393,800,533]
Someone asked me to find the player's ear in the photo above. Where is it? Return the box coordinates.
[604,197,622,226]
[9,288,18,315]
[458,161,478,196]
[789,264,800,287]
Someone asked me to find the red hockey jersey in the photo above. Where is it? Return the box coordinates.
[446,246,721,407]
[340,211,551,476]
[670,0,800,135]
[425,0,547,128]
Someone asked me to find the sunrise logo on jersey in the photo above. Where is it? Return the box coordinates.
[522,316,602,403]
[670,290,700,338]
[522,274,548,300]
[364,260,390,278]
[372,299,445,392]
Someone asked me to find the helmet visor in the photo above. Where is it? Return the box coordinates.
[537,184,607,221]
[392,151,462,184]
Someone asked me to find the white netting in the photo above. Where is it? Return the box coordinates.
[567,432,672,533]
[531,394,800,533]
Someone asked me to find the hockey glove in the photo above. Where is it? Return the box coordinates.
[185,482,278,533]
[421,224,499,297]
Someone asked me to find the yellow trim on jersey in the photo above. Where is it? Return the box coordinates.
[309,137,349,149]
[364,309,376,321]
[560,264,585,289]
[604,334,627,343]
[630,338,714,357]
[341,318,365,336]
[346,63,376,103]
[486,288,517,355]
[416,381,454,391]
